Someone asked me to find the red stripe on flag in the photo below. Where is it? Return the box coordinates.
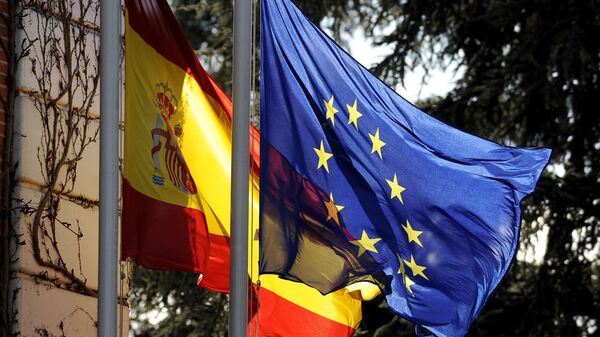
[122,179,210,273]
[199,233,230,293]
[248,287,356,337]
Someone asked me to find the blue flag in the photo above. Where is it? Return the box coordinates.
[259,0,552,336]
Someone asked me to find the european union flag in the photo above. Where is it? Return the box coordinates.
[259,0,551,335]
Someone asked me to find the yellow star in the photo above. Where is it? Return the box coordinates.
[313,140,333,173]
[404,255,429,280]
[350,230,381,257]
[403,274,416,295]
[346,99,363,130]
[324,96,339,126]
[386,174,406,204]
[397,253,405,275]
[324,192,344,226]
[397,253,416,295]
[369,128,386,159]
[402,220,424,247]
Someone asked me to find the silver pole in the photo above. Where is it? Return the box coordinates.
[229,0,252,335]
[98,0,120,336]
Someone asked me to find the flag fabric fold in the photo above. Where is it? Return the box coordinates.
[259,0,552,336]
[123,1,365,335]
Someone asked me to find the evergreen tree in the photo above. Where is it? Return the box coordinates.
[129,267,228,337]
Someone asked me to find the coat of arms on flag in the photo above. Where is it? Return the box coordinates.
[150,82,197,195]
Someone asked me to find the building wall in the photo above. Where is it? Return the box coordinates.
[8,1,129,336]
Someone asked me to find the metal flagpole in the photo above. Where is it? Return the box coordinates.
[98,0,120,336]
[230,0,252,335]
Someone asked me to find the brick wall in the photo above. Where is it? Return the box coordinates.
[0,0,8,170]
[0,3,9,337]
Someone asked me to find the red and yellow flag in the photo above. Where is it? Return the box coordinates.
[123,0,236,292]
[123,0,376,335]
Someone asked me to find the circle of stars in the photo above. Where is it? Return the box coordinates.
[314,95,431,298]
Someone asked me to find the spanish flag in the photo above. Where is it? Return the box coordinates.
[123,0,235,290]
[122,0,373,335]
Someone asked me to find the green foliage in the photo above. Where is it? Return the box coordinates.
[130,1,600,336]
[169,0,234,90]
[129,265,228,337]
